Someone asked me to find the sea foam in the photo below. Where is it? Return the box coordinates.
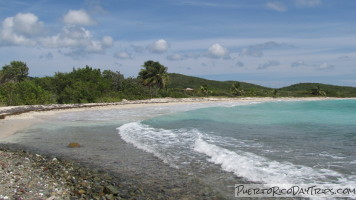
[193,137,354,185]
[117,122,355,186]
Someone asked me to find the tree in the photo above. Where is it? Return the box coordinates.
[138,60,169,91]
[0,80,52,105]
[0,61,29,83]
[102,70,124,91]
[200,83,212,96]
[311,86,326,96]
[231,82,245,96]
[273,89,279,97]
[53,66,109,103]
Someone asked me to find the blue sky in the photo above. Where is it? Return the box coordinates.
[0,0,355,88]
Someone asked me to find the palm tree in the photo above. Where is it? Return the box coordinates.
[231,82,244,96]
[138,60,169,93]
[200,83,212,96]
[311,86,326,96]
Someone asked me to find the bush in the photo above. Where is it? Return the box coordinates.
[0,80,52,105]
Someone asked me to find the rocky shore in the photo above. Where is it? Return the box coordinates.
[0,146,224,200]
[0,147,146,200]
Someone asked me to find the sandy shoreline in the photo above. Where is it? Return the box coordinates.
[0,97,344,140]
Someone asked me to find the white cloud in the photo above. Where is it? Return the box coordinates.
[258,60,280,70]
[266,1,287,12]
[291,60,308,67]
[0,12,113,55]
[11,13,43,36]
[240,41,290,57]
[207,43,229,59]
[102,36,113,47]
[63,9,96,26]
[40,25,113,54]
[295,0,321,7]
[0,13,43,46]
[114,52,132,59]
[315,62,334,70]
[149,39,169,53]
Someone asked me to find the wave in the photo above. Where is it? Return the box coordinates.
[194,137,355,185]
[117,122,202,169]
[117,122,355,186]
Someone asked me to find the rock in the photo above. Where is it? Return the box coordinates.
[67,142,81,148]
[104,185,119,195]
[77,189,85,195]
[105,194,115,200]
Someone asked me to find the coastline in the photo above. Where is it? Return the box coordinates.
[0,97,343,140]
[0,97,352,199]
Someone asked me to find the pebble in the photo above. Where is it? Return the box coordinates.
[0,146,227,199]
[0,148,146,199]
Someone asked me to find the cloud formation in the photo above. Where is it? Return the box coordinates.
[291,60,308,67]
[315,62,334,70]
[240,41,290,57]
[114,52,132,59]
[63,9,96,26]
[40,26,113,53]
[149,39,169,53]
[0,13,43,46]
[266,1,287,12]
[207,43,230,59]
[0,11,114,56]
[258,60,280,70]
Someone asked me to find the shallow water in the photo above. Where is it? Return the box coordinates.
[3,100,355,199]
[2,102,250,199]
[118,100,356,186]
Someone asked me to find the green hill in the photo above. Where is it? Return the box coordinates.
[168,73,356,97]
[168,73,273,96]
[279,83,356,97]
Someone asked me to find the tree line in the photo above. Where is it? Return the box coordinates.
[0,60,338,106]
[0,60,170,106]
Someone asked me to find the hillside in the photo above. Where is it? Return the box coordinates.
[168,73,273,96]
[168,73,356,97]
[279,83,356,97]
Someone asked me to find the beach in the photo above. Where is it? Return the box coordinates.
[0,97,350,199]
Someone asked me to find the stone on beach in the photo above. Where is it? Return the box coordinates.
[67,142,81,148]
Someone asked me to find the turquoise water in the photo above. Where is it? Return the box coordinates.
[118,100,356,185]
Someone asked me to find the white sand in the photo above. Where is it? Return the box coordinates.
[0,97,346,140]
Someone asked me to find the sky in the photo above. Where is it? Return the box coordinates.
[0,0,355,88]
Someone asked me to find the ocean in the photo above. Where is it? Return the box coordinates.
[4,99,355,198]
[118,99,356,186]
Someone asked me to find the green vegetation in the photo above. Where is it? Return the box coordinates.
[1,60,356,106]
[138,60,169,96]
[231,82,245,96]
[278,83,356,97]
[168,73,272,96]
